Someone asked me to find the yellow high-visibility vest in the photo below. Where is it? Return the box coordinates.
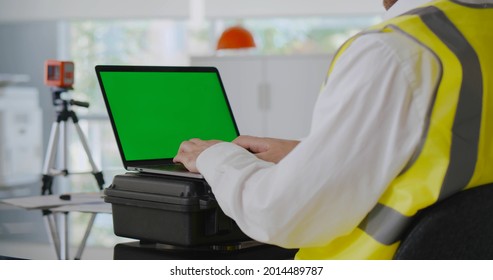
[296,0,493,259]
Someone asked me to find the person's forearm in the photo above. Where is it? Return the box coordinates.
[196,142,374,248]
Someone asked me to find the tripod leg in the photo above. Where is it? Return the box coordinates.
[42,122,60,175]
[60,120,69,176]
[70,112,105,190]
[41,122,64,259]
[59,212,69,260]
[74,213,97,260]
[42,122,60,195]
[43,210,61,260]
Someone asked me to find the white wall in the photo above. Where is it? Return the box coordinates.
[0,0,189,22]
[205,0,384,18]
[0,0,384,22]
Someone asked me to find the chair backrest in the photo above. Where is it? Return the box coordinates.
[394,183,493,259]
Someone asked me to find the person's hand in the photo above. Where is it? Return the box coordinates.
[233,135,300,163]
[173,138,222,173]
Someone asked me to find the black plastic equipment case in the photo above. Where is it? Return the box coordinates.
[104,172,250,247]
[113,241,298,260]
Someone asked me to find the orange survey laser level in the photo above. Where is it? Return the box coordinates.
[44,60,74,88]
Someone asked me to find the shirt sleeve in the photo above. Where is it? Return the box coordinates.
[196,32,440,248]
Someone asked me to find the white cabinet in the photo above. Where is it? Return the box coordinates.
[0,86,42,186]
[192,54,330,139]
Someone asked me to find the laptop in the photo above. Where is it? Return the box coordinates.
[95,65,240,179]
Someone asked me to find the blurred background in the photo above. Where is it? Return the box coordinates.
[0,0,384,259]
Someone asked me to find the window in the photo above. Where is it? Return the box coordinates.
[216,16,381,54]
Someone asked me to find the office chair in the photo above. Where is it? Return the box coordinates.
[394,183,493,259]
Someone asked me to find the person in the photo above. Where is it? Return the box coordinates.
[174,0,493,259]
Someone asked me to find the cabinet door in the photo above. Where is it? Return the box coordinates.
[0,108,42,186]
[264,55,329,139]
[192,56,265,136]
[192,54,330,139]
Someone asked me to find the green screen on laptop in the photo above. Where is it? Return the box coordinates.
[98,67,238,162]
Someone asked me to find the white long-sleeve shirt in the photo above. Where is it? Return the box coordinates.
[196,0,440,248]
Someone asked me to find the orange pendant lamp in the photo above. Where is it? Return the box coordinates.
[216,25,256,50]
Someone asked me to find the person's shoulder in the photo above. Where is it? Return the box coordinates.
[349,31,434,64]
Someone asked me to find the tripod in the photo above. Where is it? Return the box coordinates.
[41,87,105,259]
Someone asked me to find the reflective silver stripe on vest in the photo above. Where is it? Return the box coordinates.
[358,204,413,245]
[359,5,483,245]
[451,0,493,8]
[416,6,483,200]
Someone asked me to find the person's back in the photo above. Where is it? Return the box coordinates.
[298,0,493,259]
[174,0,493,259]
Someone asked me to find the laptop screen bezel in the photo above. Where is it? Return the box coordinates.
[95,65,240,169]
